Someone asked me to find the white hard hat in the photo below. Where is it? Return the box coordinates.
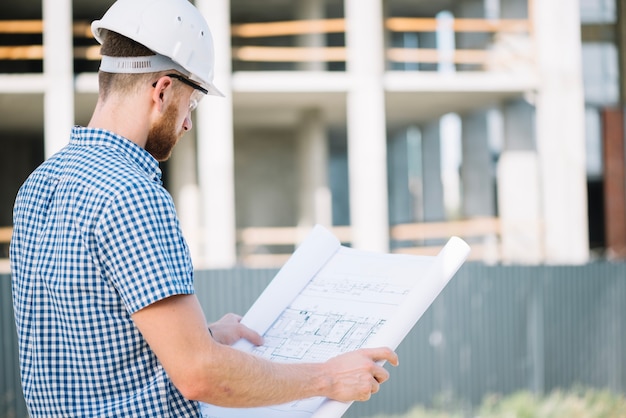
[91,0,223,97]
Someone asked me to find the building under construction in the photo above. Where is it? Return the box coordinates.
[0,0,624,268]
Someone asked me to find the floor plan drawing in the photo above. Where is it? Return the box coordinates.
[251,307,386,363]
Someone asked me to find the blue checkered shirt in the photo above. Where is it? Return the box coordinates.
[11,126,200,417]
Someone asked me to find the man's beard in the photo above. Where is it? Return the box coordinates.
[145,103,183,162]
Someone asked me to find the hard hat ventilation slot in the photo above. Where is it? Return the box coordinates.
[99,54,190,75]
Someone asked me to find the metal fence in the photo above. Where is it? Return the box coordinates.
[2,262,626,417]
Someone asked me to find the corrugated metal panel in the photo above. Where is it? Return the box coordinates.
[2,262,626,417]
[0,274,28,418]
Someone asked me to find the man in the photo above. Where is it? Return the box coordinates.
[10,0,398,416]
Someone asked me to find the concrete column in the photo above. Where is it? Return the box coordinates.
[498,151,543,264]
[421,121,445,223]
[345,0,389,252]
[388,129,413,225]
[295,0,328,231]
[498,99,543,264]
[43,0,74,157]
[297,109,332,231]
[195,0,237,267]
[461,110,495,218]
[461,109,502,263]
[500,0,527,18]
[169,135,201,262]
[436,11,455,74]
[297,0,326,71]
[534,0,589,263]
[406,126,423,222]
[484,0,501,19]
[440,113,462,219]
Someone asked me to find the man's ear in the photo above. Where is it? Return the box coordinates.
[151,76,173,112]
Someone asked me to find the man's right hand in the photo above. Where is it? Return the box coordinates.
[322,347,399,402]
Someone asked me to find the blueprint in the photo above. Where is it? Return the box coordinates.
[200,225,470,418]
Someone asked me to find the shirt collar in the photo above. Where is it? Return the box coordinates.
[70,126,163,184]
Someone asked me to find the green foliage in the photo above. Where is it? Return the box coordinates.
[367,388,626,418]
[478,388,626,418]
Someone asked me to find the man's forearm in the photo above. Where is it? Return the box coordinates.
[183,344,329,407]
[133,294,396,408]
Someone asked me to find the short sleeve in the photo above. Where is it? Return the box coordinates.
[95,183,194,314]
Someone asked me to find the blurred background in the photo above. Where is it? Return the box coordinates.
[1,0,625,417]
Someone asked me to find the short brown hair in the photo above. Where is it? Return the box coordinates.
[98,30,164,99]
